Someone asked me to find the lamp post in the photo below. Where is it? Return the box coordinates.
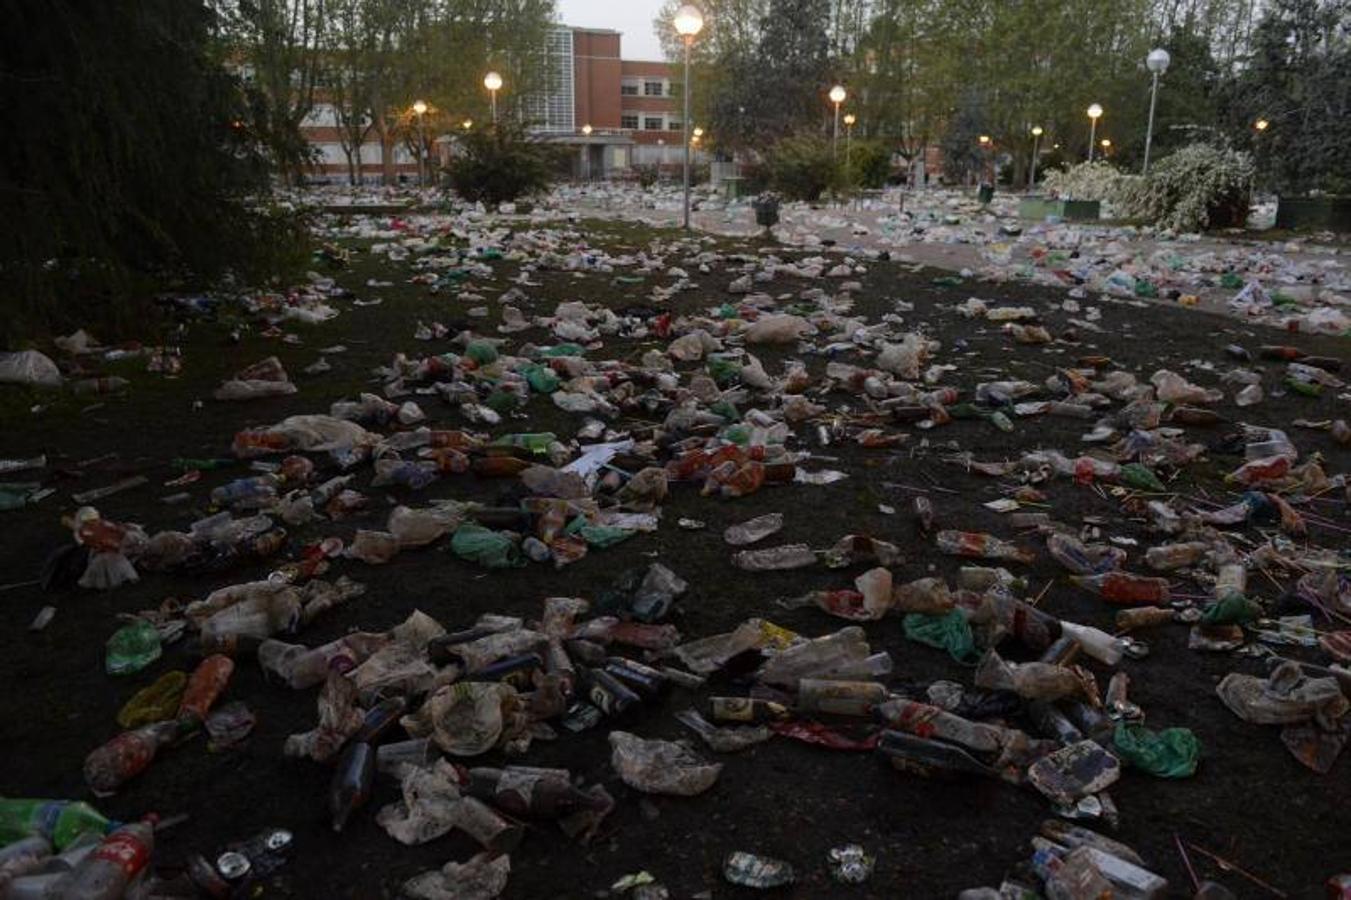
[828,85,846,160]
[412,99,428,186]
[673,4,704,230]
[978,134,991,185]
[462,118,473,130]
[483,71,503,124]
[843,113,855,172]
[1142,48,1170,175]
[1029,126,1043,191]
[1254,118,1269,132]
[581,124,593,181]
[1086,103,1103,162]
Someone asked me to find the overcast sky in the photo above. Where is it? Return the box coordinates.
[557,0,667,61]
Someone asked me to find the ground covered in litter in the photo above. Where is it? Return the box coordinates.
[1,210,1348,898]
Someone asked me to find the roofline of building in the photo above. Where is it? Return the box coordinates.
[558,24,621,35]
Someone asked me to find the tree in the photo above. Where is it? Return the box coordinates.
[940,92,988,183]
[215,0,328,183]
[1218,0,1351,194]
[0,1,301,341]
[323,0,381,184]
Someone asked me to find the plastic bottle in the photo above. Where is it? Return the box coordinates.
[1069,572,1170,606]
[981,592,1063,653]
[1114,606,1175,632]
[258,632,388,690]
[1047,533,1125,575]
[58,817,156,900]
[797,679,887,717]
[1143,541,1210,571]
[1026,701,1084,745]
[83,719,194,795]
[209,476,279,510]
[71,377,130,396]
[875,698,1008,754]
[464,767,608,819]
[177,655,234,724]
[757,627,870,687]
[329,741,374,832]
[732,544,818,571]
[0,801,115,850]
[1058,621,1124,665]
[935,530,1035,564]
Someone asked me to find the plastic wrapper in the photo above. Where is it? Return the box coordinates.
[402,682,526,756]
[608,731,722,796]
[402,851,510,900]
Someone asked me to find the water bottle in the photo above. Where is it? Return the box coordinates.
[59,817,156,900]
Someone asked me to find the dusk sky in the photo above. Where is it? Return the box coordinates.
[557,0,667,60]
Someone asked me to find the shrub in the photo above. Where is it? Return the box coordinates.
[1041,161,1132,202]
[633,163,660,188]
[446,123,556,206]
[848,142,893,189]
[1115,144,1254,232]
[767,135,844,201]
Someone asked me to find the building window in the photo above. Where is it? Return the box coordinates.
[643,81,664,96]
[667,120,682,132]
[621,114,639,129]
[620,82,639,96]
[644,117,663,130]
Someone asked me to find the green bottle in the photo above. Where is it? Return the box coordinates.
[0,799,116,849]
[491,433,557,455]
[1285,378,1321,397]
[1119,463,1166,493]
[106,620,162,676]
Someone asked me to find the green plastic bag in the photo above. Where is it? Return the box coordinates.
[484,389,524,414]
[117,671,187,728]
[1113,722,1200,778]
[540,343,584,358]
[1119,463,1166,493]
[106,620,162,676]
[519,363,560,394]
[1201,592,1262,625]
[451,524,524,569]
[706,356,741,386]
[903,610,978,664]
[465,341,499,365]
[564,516,634,549]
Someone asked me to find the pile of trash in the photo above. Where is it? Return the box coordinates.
[4,196,1350,899]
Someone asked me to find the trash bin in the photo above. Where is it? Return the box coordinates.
[977,183,994,205]
[753,195,781,229]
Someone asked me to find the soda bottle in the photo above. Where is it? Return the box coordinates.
[578,668,641,717]
[329,741,374,832]
[178,655,234,723]
[0,800,115,850]
[1114,606,1174,632]
[1144,541,1210,571]
[935,530,1035,565]
[875,698,1008,755]
[58,817,156,900]
[259,632,388,690]
[464,767,607,819]
[797,679,887,717]
[1069,572,1171,606]
[709,697,791,724]
[209,476,279,510]
[490,433,556,455]
[603,657,668,700]
[84,719,194,795]
[1057,621,1124,665]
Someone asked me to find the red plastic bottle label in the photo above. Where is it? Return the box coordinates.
[92,832,151,878]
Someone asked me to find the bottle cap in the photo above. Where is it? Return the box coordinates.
[217,850,251,880]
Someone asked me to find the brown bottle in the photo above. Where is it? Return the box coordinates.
[470,456,532,478]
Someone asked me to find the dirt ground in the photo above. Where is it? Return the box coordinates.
[1,215,1347,898]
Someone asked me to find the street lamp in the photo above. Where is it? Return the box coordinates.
[1086,103,1103,162]
[1100,138,1112,157]
[582,124,592,136]
[843,113,855,170]
[483,71,503,124]
[1255,118,1269,132]
[1142,48,1170,175]
[673,4,704,230]
[462,118,473,130]
[1029,126,1044,191]
[412,100,428,186]
[828,85,847,160]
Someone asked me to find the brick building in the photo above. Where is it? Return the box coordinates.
[301,25,706,183]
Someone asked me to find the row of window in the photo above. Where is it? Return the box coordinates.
[620,114,682,131]
[621,80,677,97]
